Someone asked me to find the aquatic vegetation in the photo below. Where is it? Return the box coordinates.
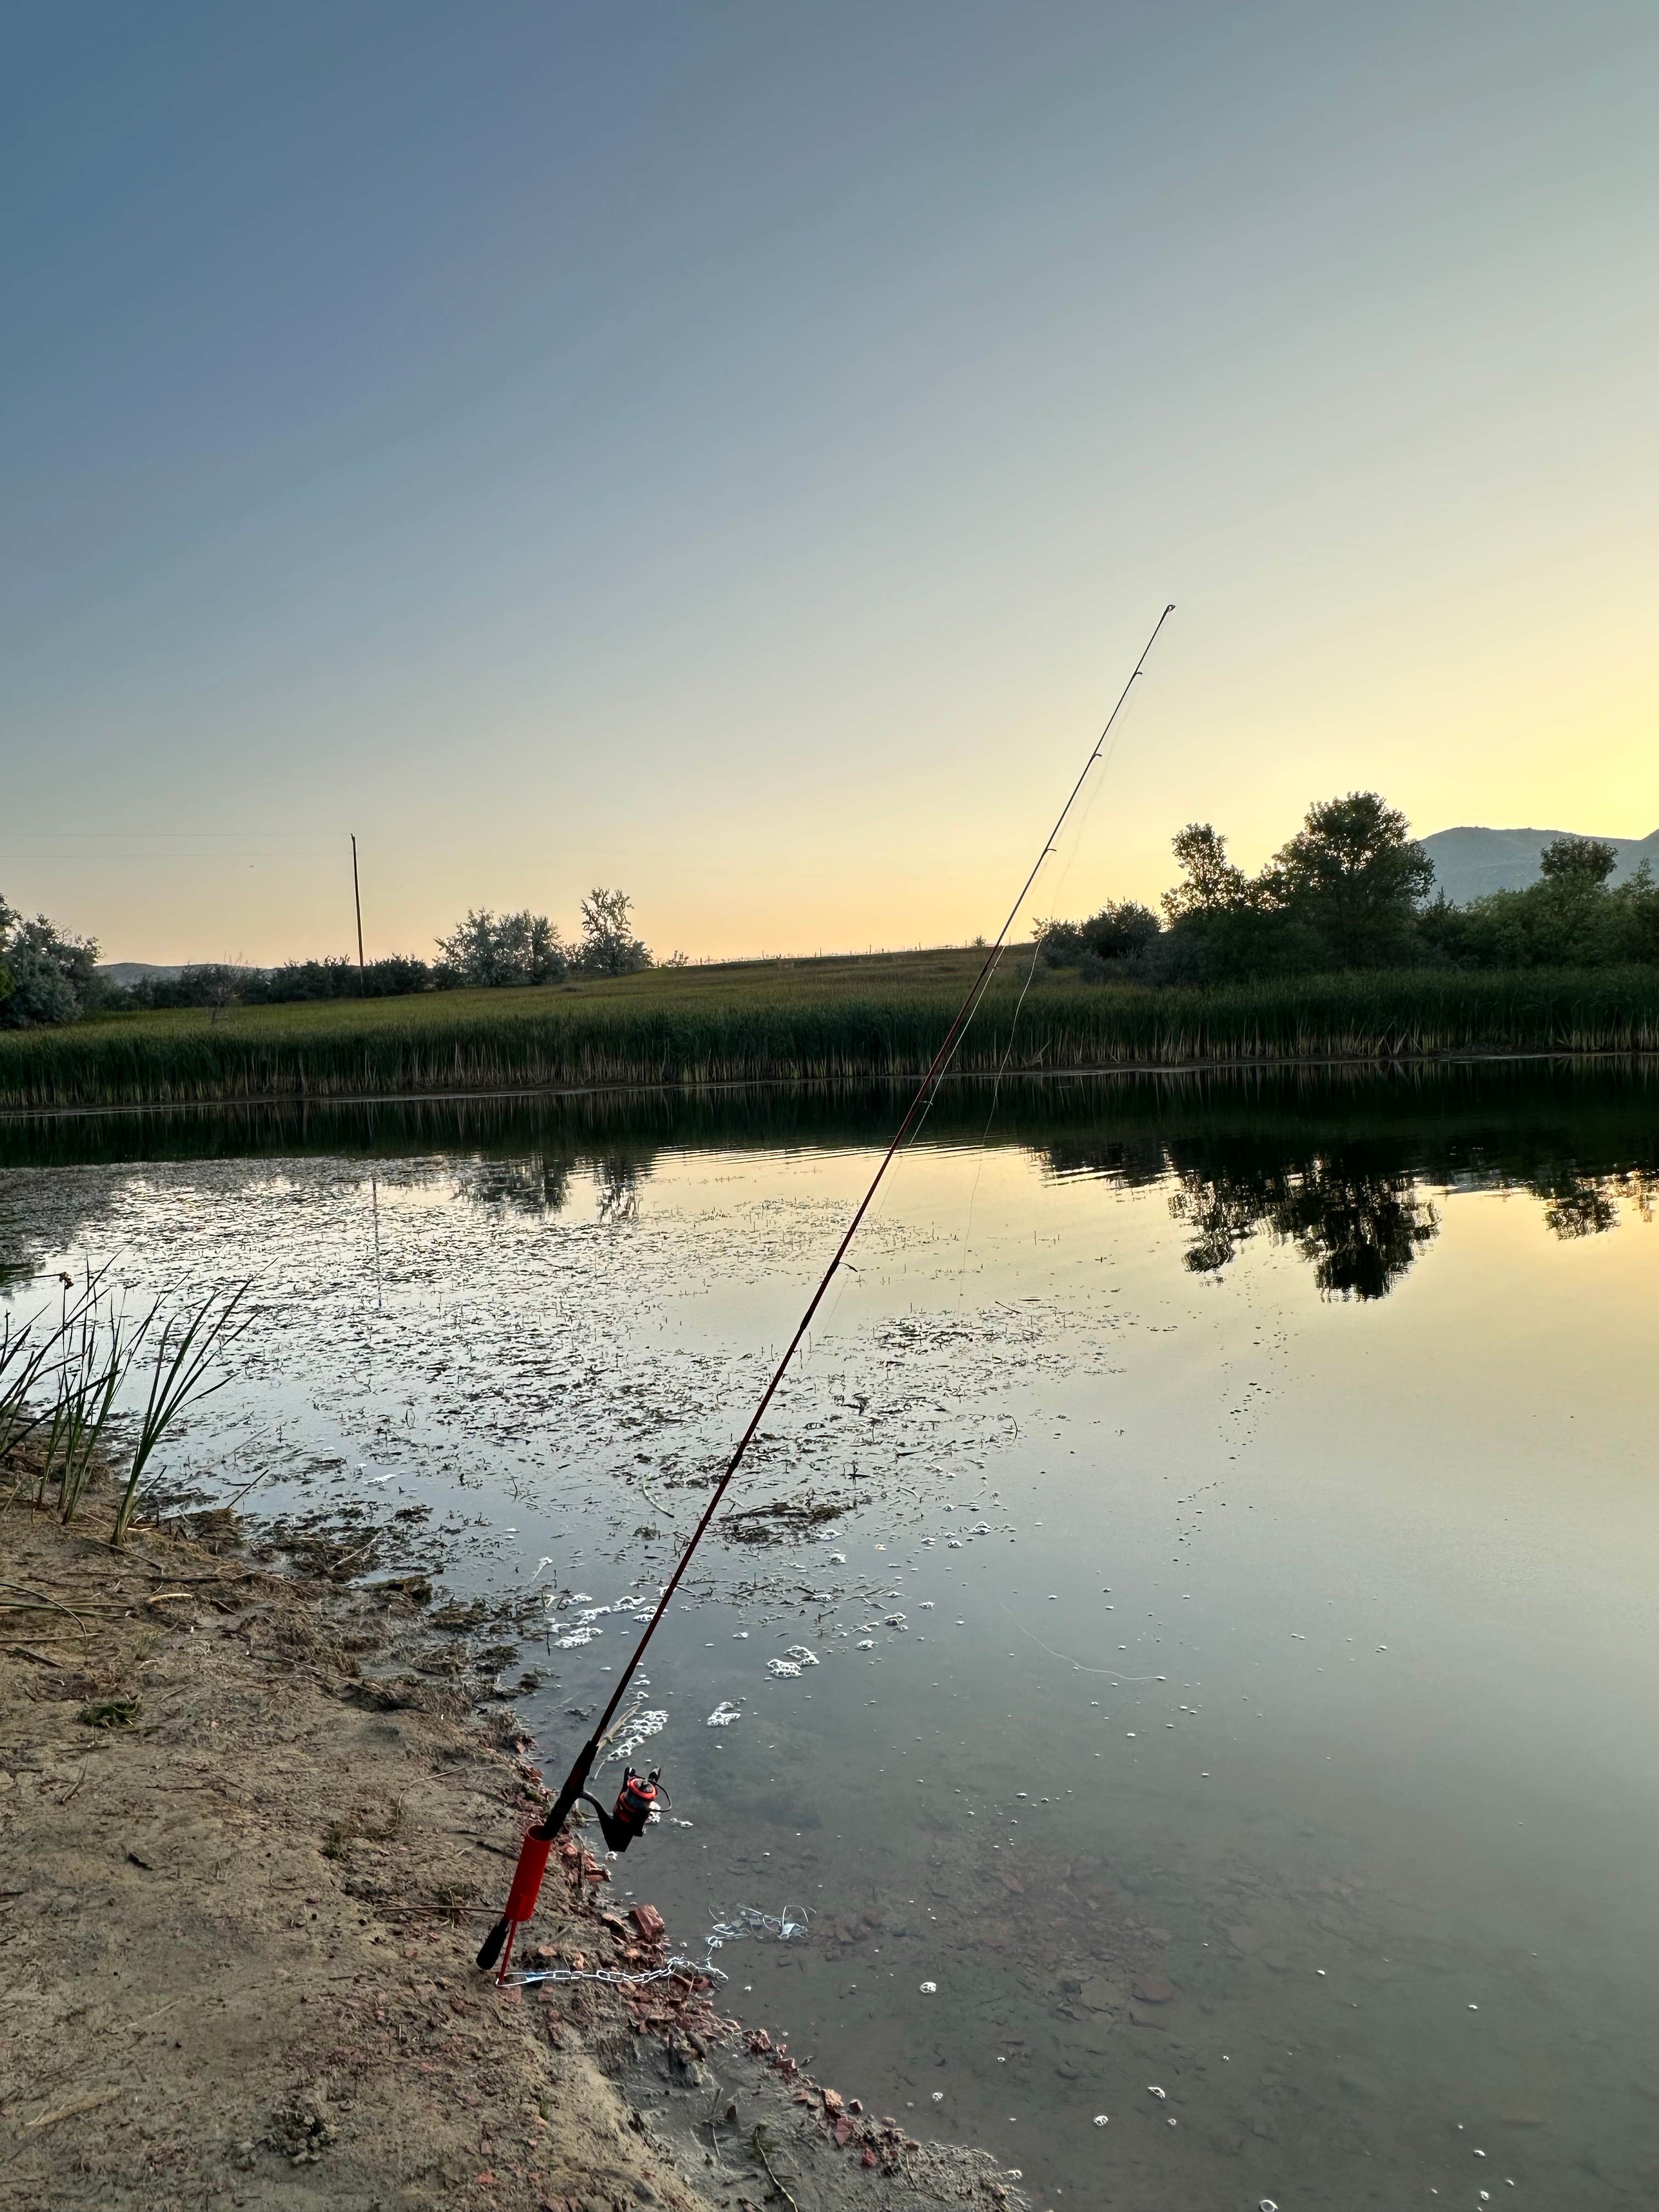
[114,1282,254,1543]
[4,958,1659,1109]
[0,1268,252,1536]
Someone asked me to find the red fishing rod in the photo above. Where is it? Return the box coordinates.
[476,605,1176,1979]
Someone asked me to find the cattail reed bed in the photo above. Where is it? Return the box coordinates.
[4,959,1659,1111]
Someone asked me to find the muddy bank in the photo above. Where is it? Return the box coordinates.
[0,1498,1028,2212]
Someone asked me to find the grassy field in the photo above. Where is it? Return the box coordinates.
[4,948,1659,1111]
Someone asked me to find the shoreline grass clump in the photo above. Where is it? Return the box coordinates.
[1,1272,253,1541]
[2,955,1659,1113]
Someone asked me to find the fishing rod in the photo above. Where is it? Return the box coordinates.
[476,602,1176,1980]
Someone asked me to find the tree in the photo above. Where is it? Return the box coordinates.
[434,909,568,988]
[1418,850,1659,969]
[1266,792,1434,967]
[0,895,100,1029]
[1538,834,1618,888]
[577,888,652,976]
[187,964,245,1022]
[1160,825,1250,924]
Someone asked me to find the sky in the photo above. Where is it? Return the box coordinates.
[3,1,1656,966]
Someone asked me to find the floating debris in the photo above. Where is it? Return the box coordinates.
[782,1644,820,1667]
[766,1658,803,1678]
[603,1708,667,1763]
[706,1701,742,1727]
[1147,2085,1166,2100]
[919,1980,938,1993]
[1092,2114,1109,2127]
[556,1626,602,1649]
[708,1903,811,1946]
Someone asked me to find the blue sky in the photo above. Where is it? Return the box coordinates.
[4,2,1655,962]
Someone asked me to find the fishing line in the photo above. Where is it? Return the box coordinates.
[998,1600,1169,1680]
[957,658,1152,1265]
[476,604,1177,1980]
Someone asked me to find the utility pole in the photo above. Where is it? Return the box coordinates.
[351,834,366,986]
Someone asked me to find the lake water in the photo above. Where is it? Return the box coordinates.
[4,1067,1657,2210]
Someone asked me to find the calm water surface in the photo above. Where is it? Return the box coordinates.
[3,1070,1656,2210]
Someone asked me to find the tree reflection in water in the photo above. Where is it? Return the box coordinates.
[1169,1156,1438,1300]
[1531,1165,1654,1240]
[3,1065,1656,1301]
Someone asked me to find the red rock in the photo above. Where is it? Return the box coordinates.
[833,2116,855,2147]
[630,1903,667,1942]
[861,2147,879,2168]
[1132,1975,1176,2004]
[847,2098,864,2115]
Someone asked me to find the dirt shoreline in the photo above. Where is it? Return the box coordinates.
[1,1499,1028,2212]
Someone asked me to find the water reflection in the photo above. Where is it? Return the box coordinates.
[456,1156,577,1216]
[3,1060,1658,2205]
[1169,1154,1438,1299]
[3,1062,1657,1303]
[1531,1163,1655,1239]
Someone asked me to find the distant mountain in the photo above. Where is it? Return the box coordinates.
[1419,826,1659,905]
[95,962,185,985]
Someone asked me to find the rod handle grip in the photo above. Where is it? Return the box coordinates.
[504,1833,554,1925]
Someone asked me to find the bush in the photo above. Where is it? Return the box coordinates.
[257,956,433,1002]
[1037,901,1159,979]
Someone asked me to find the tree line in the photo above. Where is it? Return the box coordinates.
[0,887,661,1029]
[1037,793,1659,984]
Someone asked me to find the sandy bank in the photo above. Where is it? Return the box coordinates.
[1,1500,1028,2212]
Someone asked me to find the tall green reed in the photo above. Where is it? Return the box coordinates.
[3,966,1658,1110]
[113,1283,253,1545]
[3,1266,110,1471]
[25,1270,151,1523]
[2,1267,254,1537]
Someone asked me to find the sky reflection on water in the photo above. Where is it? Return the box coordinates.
[2,1066,1656,2208]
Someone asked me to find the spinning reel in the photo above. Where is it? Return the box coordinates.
[577,1764,664,1854]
